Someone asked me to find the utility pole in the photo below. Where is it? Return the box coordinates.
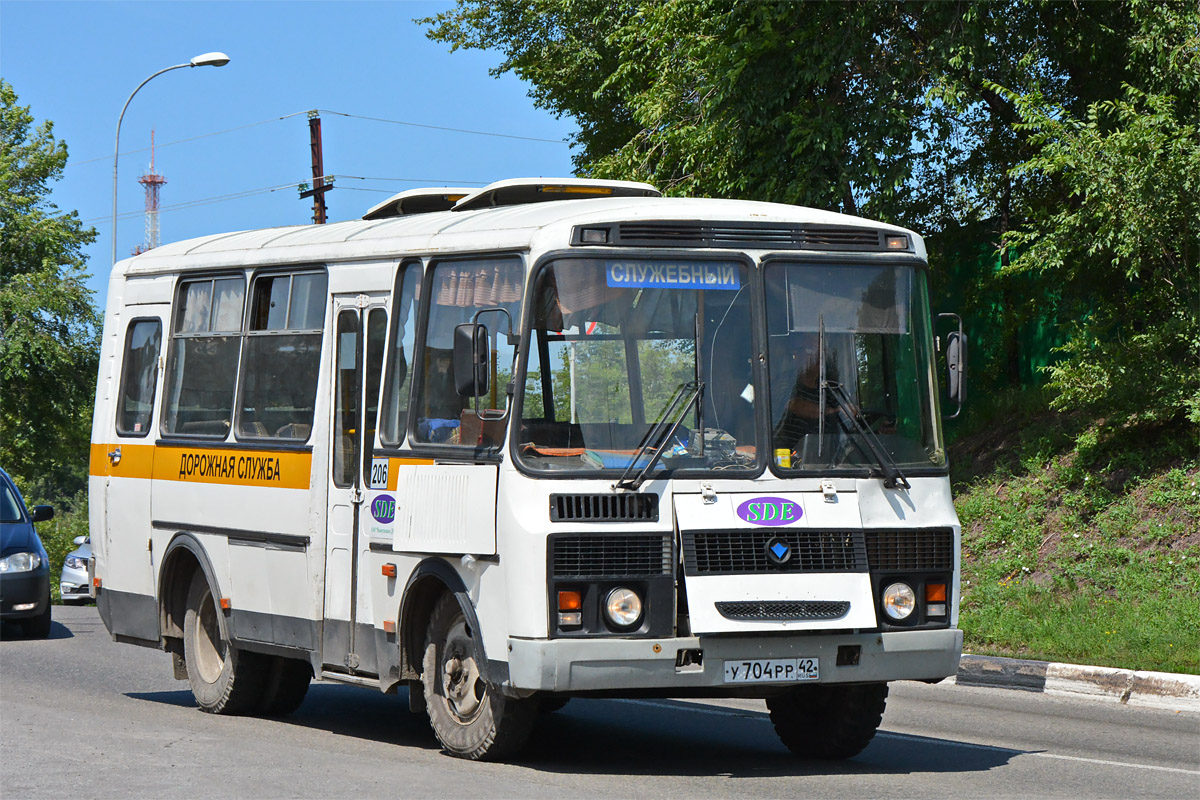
[298,110,334,223]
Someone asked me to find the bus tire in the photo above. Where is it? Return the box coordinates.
[259,656,311,717]
[766,682,888,760]
[183,572,265,715]
[422,593,535,761]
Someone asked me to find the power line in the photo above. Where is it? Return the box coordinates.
[83,173,493,223]
[318,109,570,145]
[71,108,571,168]
[69,112,310,168]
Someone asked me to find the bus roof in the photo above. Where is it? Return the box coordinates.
[116,184,923,276]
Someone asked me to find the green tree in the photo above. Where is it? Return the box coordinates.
[422,1,1143,393]
[1,79,99,500]
[1004,2,1200,423]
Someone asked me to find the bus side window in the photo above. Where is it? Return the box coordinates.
[379,262,423,445]
[163,276,245,437]
[413,257,523,449]
[236,270,327,441]
[115,319,162,437]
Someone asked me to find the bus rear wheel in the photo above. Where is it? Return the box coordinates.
[421,593,535,761]
[183,572,265,714]
[766,682,888,760]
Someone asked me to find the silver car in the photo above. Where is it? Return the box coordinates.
[59,536,91,604]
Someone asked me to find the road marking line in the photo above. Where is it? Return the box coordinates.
[617,700,1200,775]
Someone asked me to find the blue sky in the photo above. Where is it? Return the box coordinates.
[1,1,578,308]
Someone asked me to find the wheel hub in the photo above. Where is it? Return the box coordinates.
[440,620,484,722]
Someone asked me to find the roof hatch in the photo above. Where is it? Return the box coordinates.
[451,177,661,212]
[362,187,475,220]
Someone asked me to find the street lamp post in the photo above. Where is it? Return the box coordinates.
[111,52,230,266]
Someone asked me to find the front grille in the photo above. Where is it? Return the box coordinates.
[550,533,672,578]
[550,493,659,522]
[586,221,890,252]
[715,600,850,621]
[682,530,867,575]
[864,528,954,571]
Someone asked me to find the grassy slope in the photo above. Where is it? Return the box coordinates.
[949,392,1200,674]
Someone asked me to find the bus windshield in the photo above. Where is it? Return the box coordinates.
[517,258,758,475]
[766,261,945,473]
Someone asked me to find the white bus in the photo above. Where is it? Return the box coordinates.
[89,177,967,761]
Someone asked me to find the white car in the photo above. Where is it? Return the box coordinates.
[59,536,91,604]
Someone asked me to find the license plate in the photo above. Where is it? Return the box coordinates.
[723,657,819,683]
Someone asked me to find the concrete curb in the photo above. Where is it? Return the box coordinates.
[949,654,1200,712]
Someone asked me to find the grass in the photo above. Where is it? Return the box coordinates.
[950,390,1200,674]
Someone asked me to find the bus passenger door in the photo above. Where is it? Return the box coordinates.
[98,303,168,640]
[323,295,387,674]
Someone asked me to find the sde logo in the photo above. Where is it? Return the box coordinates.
[371,494,396,524]
[736,496,802,527]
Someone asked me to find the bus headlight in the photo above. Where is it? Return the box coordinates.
[604,588,643,627]
[882,582,916,620]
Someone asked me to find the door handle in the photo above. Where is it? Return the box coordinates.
[108,446,122,466]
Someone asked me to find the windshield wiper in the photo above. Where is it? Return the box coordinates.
[615,380,703,491]
[823,381,911,490]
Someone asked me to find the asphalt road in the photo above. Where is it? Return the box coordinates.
[2,606,1197,799]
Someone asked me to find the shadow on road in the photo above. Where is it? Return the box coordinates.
[126,683,1022,776]
[0,618,75,641]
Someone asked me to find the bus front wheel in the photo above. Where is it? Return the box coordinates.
[421,593,535,760]
[183,572,265,714]
[766,682,888,760]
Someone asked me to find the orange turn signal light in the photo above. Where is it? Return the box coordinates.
[383,620,397,634]
[219,597,231,611]
[558,590,583,611]
[381,563,397,578]
[92,577,102,588]
[926,583,947,603]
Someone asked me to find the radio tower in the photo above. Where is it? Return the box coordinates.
[134,130,167,254]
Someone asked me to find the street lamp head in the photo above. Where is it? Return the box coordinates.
[190,52,230,68]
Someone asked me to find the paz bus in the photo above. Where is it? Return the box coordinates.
[89,177,967,761]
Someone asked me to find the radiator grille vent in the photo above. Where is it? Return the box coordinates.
[550,493,659,522]
[591,222,889,252]
[682,530,867,575]
[550,534,672,579]
[864,528,955,571]
[715,600,850,621]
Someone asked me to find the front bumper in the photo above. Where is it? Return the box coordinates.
[0,569,51,619]
[507,628,962,693]
[60,566,90,603]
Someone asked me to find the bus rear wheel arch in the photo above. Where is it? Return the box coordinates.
[182,571,267,715]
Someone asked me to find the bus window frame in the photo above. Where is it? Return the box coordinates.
[404,252,527,462]
[758,251,949,481]
[160,271,248,441]
[508,248,770,481]
[378,259,425,448]
[233,265,328,445]
[114,316,163,439]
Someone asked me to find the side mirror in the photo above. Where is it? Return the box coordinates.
[30,505,54,523]
[938,313,967,419]
[454,323,489,398]
[73,535,88,546]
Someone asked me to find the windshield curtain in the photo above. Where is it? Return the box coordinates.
[765,262,945,474]
[516,258,758,476]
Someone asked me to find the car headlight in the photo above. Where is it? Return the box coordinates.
[604,587,643,627]
[882,582,916,620]
[65,555,87,570]
[0,552,42,573]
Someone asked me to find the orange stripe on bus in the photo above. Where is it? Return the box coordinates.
[90,443,312,490]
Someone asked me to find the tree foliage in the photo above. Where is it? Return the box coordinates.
[424,0,1197,423]
[0,79,99,500]
[1005,2,1200,423]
